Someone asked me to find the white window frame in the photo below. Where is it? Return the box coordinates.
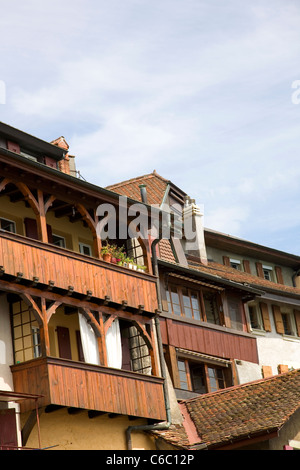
[230,258,242,270]
[0,217,16,233]
[52,233,66,248]
[262,265,273,281]
[248,303,264,331]
[79,242,92,256]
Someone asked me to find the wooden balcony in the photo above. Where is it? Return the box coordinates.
[160,315,259,364]
[0,231,158,314]
[11,357,167,421]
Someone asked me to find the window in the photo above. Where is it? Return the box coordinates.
[249,305,263,330]
[126,238,144,266]
[52,234,66,248]
[203,291,220,325]
[11,300,41,363]
[166,283,221,324]
[177,358,228,394]
[79,242,92,256]
[281,312,296,336]
[230,258,242,270]
[166,285,202,321]
[262,265,273,281]
[0,218,16,233]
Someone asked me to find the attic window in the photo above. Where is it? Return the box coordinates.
[262,265,273,281]
[230,258,242,270]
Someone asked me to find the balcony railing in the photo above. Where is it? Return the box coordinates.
[0,231,158,313]
[11,357,166,421]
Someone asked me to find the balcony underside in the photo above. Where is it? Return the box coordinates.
[11,357,166,421]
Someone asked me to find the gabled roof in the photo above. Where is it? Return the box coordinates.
[106,170,169,206]
[152,368,300,450]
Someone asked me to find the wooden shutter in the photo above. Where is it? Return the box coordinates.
[57,326,72,359]
[6,140,20,154]
[24,217,38,239]
[294,310,300,337]
[275,266,284,285]
[272,305,284,334]
[259,302,272,332]
[24,217,53,243]
[256,262,264,278]
[44,156,58,169]
[223,256,230,266]
[243,260,251,274]
[0,409,18,449]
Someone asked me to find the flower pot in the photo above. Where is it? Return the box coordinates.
[103,253,111,263]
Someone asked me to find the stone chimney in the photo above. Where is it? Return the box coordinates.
[182,196,208,265]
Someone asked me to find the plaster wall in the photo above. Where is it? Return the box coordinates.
[22,408,156,450]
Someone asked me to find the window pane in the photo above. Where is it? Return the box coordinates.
[204,293,220,325]
[177,360,189,390]
[191,365,207,394]
[191,292,201,320]
[171,287,181,315]
[208,367,218,392]
[208,367,225,392]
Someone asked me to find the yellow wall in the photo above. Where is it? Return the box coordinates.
[21,408,156,450]
[0,195,94,256]
[48,307,81,361]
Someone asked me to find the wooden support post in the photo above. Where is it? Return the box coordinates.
[76,204,102,258]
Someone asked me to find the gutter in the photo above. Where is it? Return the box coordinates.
[126,191,172,450]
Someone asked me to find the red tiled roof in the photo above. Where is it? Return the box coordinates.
[186,259,300,297]
[152,368,300,449]
[106,170,169,206]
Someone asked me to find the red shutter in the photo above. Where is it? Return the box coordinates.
[24,218,38,240]
[6,140,20,154]
[0,409,18,449]
[44,156,58,169]
[223,256,230,266]
[243,260,251,273]
[275,266,284,284]
[24,217,53,242]
[57,326,72,359]
[256,262,264,278]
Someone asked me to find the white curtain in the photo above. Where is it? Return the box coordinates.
[105,318,122,369]
[79,313,100,365]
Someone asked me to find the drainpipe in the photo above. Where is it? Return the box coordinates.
[126,192,172,450]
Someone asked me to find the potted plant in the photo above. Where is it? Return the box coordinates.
[101,243,112,263]
[124,257,133,269]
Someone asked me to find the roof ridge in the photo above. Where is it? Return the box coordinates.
[106,170,169,189]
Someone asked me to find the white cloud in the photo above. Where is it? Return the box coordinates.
[1,0,300,253]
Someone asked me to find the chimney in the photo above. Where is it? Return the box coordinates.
[139,184,148,204]
[182,196,208,265]
[51,136,71,175]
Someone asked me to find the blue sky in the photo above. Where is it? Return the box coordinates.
[0,0,300,255]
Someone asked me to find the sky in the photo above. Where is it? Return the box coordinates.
[0,0,300,255]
